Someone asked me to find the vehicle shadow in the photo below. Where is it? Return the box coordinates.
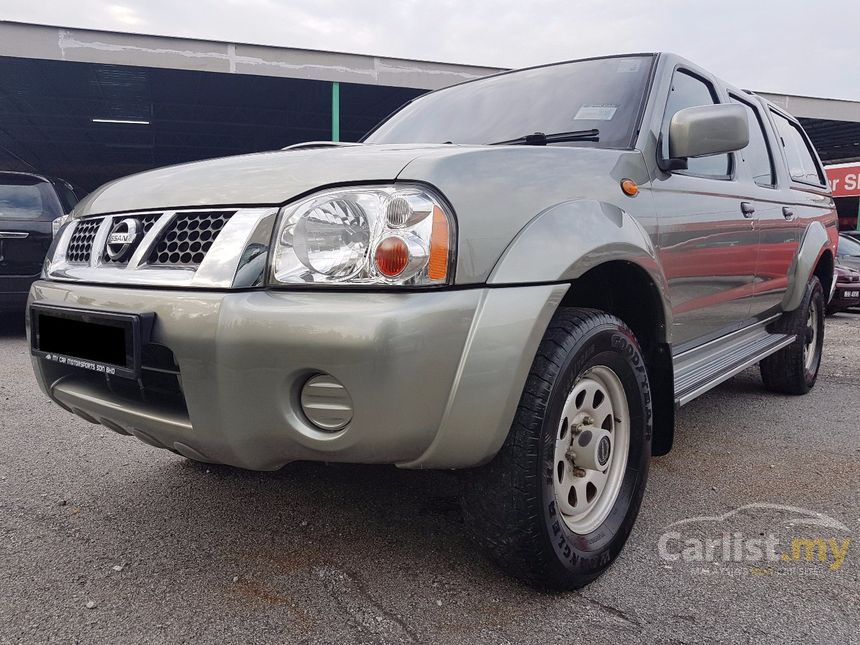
[101,456,520,599]
[0,311,26,338]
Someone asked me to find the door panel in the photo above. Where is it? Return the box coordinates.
[727,95,794,318]
[760,110,832,311]
[654,176,757,345]
[749,199,799,317]
[655,69,756,347]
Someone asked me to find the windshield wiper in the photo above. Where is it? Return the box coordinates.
[490,129,600,146]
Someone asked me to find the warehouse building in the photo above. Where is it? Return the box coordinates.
[1,19,859,226]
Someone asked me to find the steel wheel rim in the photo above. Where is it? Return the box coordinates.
[552,365,630,535]
[803,299,819,372]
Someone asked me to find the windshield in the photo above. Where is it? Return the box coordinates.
[365,55,655,149]
[0,176,62,220]
[839,235,860,257]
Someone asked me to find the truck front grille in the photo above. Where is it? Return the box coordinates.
[66,219,100,264]
[148,210,235,266]
[65,209,236,269]
[48,206,275,288]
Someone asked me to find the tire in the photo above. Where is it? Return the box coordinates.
[461,308,652,590]
[760,276,824,395]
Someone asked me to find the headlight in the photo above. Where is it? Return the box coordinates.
[271,185,454,286]
[51,214,69,238]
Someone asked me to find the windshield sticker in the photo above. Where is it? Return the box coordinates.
[574,104,618,121]
[616,59,642,73]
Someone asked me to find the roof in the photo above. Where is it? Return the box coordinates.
[757,92,860,122]
[0,170,51,182]
[824,161,860,169]
[0,20,504,91]
[3,21,857,122]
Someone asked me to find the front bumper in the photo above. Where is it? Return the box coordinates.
[828,282,860,313]
[29,280,567,470]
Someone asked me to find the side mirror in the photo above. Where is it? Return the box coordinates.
[659,103,749,172]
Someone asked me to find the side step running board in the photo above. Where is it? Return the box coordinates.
[673,326,796,406]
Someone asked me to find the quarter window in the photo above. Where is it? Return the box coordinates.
[771,112,825,185]
[661,70,730,178]
[730,95,775,187]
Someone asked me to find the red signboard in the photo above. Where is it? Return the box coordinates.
[826,163,860,197]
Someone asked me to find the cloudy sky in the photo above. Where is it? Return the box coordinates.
[2,0,859,100]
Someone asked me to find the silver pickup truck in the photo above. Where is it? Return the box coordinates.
[28,52,837,589]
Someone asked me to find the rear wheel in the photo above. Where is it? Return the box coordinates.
[760,276,824,395]
[461,308,652,590]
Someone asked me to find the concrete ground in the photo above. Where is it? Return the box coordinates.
[0,310,857,645]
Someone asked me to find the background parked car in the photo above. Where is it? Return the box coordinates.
[837,233,860,271]
[0,172,79,312]
[827,263,860,314]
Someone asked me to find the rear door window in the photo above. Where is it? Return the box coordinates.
[661,70,731,178]
[770,111,825,185]
[730,95,775,187]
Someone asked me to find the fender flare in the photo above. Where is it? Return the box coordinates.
[782,221,832,312]
[487,199,672,342]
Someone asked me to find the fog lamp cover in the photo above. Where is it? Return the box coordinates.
[300,374,353,431]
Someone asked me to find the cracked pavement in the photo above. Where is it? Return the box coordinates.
[1,310,858,644]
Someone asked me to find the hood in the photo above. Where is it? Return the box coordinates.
[73,144,457,217]
[836,255,860,272]
[71,142,647,286]
[835,262,860,279]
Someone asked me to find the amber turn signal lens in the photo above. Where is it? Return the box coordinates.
[620,178,639,197]
[375,236,410,277]
[428,206,449,281]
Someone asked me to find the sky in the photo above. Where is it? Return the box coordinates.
[2,0,859,100]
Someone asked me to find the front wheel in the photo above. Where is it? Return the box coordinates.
[461,308,652,590]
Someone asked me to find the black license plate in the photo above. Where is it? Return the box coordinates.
[30,304,153,379]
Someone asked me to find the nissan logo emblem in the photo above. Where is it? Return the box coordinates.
[597,436,611,467]
[105,218,140,261]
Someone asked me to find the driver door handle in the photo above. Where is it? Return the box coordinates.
[740,202,755,218]
[782,206,796,220]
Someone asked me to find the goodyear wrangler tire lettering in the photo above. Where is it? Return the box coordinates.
[461,308,652,590]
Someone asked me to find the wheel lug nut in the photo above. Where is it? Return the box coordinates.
[572,467,587,477]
